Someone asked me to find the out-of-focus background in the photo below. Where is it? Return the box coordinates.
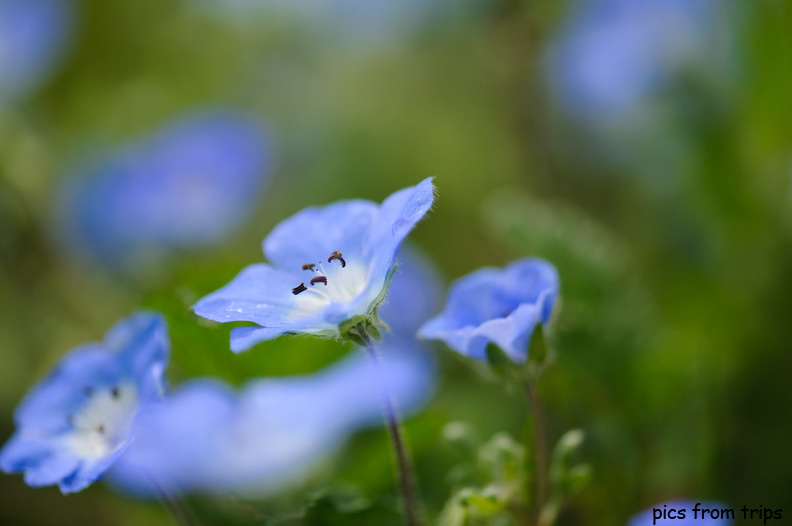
[1,0,791,524]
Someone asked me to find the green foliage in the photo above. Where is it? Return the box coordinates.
[439,431,527,526]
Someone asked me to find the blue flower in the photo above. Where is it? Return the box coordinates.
[193,177,435,352]
[627,500,734,525]
[0,313,169,493]
[419,258,558,362]
[0,0,74,104]
[111,250,440,496]
[110,346,433,495]
[545,0,730,124]
[56,110,271,270]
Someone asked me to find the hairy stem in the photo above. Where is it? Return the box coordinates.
[357,324,424,526]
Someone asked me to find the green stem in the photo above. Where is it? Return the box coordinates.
[524,377,548,526]
[357,324,424,526]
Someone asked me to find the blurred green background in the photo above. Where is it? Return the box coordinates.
[1,0,791,524]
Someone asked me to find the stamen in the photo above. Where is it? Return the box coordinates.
[310,276,328,286]
[83,386,93,397]
[111,386,120,399]
[301,263,316,271]
[328,250,346,268]
[292,283,308,295]
[96,424,105,435]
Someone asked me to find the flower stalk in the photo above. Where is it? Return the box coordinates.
[524,377,549,526]
[355,323,424,526]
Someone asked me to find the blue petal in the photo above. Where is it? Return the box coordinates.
[264,200,379,270]
[14,347,121,432]
[504,259,558,323]
[263,178,434,275]
[313,178,436,333]
[110,378,332,496]
[470,302,545,361]
[230,326,298,353]
[111,313,170,401]
[59,451,125,494]
[0,434,52,473]
[420,317,484,358]
[23,454,80,488]
[194,264,327,329]
[110,380,238,496]
[366,178,435,292]
[321,340,435,428]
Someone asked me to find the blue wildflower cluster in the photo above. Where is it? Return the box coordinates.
[1,175,566,521]
[2,181,442,498]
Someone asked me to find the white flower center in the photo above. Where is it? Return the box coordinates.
[64,382,138,459]
[290,250,368,318]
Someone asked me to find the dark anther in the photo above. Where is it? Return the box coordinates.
[292,283,308,295]
[111,386,120,399]
[328,250,346,268]
[310,276,328,286]
[96,424,105,435]
[301,263,315,271]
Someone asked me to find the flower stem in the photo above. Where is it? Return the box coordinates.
[357,324,424,526]
[524,377,548,526]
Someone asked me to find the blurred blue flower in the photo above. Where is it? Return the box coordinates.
[111,251,439,495]
[194,178,435,352]
[110,345,433,495]
[545,0,730,124]
[0,0,73,104]
[419,258,558,362]
[57,110,271,270]
[0,313,169,493]
[627,500,734,525]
